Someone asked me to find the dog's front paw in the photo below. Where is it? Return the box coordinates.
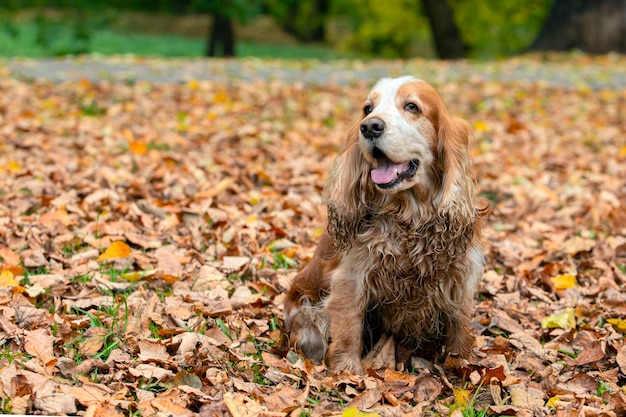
[327,343,364,374]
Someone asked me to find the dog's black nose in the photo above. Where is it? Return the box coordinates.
[360,118,385,140]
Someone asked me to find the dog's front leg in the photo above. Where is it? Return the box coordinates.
[325,264,366,374]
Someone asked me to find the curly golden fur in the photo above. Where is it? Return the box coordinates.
[284,77,487,373]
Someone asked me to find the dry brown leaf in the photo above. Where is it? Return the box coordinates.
[223,391,266,417]
[156,246,183,280]
[230,285,260,309]
[362,334,396,371]
[509,383,545,409]
[24,328,55,366]
[345,386,382,410]
[567,340,605,366]
[84,403,126,417]
[150,389,194,417]
[68,382,112,407]
[561,236,596,256]
[0,247,20,265]
[263,383,310,412]
[137,339,170,362]
[129,364,174,381]
[616,344,626,374]
[79,327,109,356]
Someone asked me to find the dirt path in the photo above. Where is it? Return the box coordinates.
[3,54,626,89]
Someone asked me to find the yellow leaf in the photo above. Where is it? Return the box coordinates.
[2,265,24,276]
[98,241,131,261]
[0,270,19,288]
[620,146,626,157]
[187,79,200,90]
[454,388,471,408]
[546,395,560,408]
[281,246,298,259]
[121,271,143,282]
[607,318,626,333]
[7,161,22,174]
[473,121,488,132]
[128,141,147,155]
[541,308,576,330]
[266,238,296,252]
[342,408,380,417]
[551,274,577,290]
[249,190,261,205]
[213,92,229,104]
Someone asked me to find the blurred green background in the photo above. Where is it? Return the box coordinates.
[0,0,622,60]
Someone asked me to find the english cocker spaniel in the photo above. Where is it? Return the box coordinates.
[284,76,487,373]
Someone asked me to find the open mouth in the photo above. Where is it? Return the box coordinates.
[370,147,419,189]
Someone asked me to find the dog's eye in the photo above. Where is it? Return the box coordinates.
[363,105,373,116]
[404,103,420,113]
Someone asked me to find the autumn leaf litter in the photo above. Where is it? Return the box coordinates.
[0,55,625,416]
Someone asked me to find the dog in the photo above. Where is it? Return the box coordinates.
[284,76,486,373]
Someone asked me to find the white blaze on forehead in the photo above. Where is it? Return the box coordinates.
[370,76,425,110]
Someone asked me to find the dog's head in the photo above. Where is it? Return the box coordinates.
[358,76,437,194]
[324,77,476,250]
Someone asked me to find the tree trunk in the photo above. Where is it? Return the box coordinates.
[282,0,329,42]
[421,0,468,59]
[207,14,235,57]
[531,0,626,53]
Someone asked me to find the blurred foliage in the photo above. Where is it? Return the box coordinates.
[450,0,551,57]
[0,13,352,58]
[0,0,553,58]
[330,0,552,58]
[266,0,328,41]
[331,0,429,58]
[192,0,262,22]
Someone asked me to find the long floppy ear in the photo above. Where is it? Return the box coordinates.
[437,114,476,221]
[323,122,371,253]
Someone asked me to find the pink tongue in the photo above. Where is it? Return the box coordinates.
[371,159,409,184]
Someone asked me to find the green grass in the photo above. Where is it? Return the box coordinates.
[0,17,352,59]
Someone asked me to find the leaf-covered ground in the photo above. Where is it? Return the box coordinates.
[0,55,625,416]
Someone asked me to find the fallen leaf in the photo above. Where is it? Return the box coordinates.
[546,395,559,408]
[173,370,203,389]
[68,382,112,407]
[0,247,20,265]
[129,141,148,155]
[156,246,183,280]
[607,318,626,333]
[0,270,19,288]
[342,407,380,417]
[98,241,131,261]
[542,308,576,330]
[263,383,309,412]
[561,236,595,256]
[567,340,605,366]
[550,274,577,290]
[24,328,55,366]
[454,388,471,408]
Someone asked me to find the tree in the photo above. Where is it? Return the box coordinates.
[267,0,330,42]
[421,0,467,59]
[194,0,261,57]
[207,13,236,56]
[531,0,626,53]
